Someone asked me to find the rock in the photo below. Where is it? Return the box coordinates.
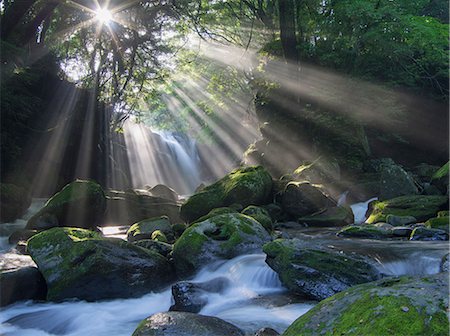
[148,184,178,202]
[192,207,238,225]
[281,182,335,219]
[0,183,31,223]
[366,195,448,224]
[151,230,168,243]
[297,206,354,227]
[440,254,449,272]
[27,227,174,301]
[0,267,47,307]
[132,240,173,257]
[378,161,418,200]
[170,277,229,313]
[261,203,284,222]
[425,216,449,232]
[8,229,39,245]
[172,223,187,238]
[241,205,272,231]
[293,158,340,187]
[263,239,381,301]
[180,166,273,223]
[438,210,449,217]
[132,311,244,336]
[392,226,413,238]
[104,189,182,226]
[282,273,449,336]
[337,225,392,239]
[26,180,106,230]
[385,215,417,226]
[173,213,271,277]
[255,327,280,336]
[409,227,448,241]
[127,216,174,242]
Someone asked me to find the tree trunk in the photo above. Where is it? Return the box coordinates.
[278,0,297,62]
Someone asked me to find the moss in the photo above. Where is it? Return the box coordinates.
[366,195,448,224]
[191,207,237,225]
[151,230,168,243]
[437,211,449,218]
[337,225,391,239]
[425,217,449,231]
[241,206,272,231]
[127,216,172,242]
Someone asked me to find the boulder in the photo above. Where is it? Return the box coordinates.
[425,216,449,232]
[297,206,353,227]
[27,227,174,301]
[180,166,273,223]
[280,182,335,219]
[148,184,178,202]
[192,207,238,225]
[241,206,272,231]
[385,214,417,226]
[0,267,47,306]
[293,158,340,187]
[170,277,229,313]
[132,240,173,257]
[26,180,106,230]
[392,226,414,238]
[255,328,280,336]
[127,216,174,242]
[104,189,182,226]
[263,239,382,300]
[173,213,271,277]
[409,227,448,241]
[378,161,418,200]
[282,273,449,336]
[337,225,393,239]
[132,311,244,336]
[366,195,448,224]
[0,183,31,223]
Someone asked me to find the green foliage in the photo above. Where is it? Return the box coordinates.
[432,161,449,180]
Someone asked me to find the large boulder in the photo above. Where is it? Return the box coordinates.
[263,239,382,301]
[27,227,174,301]
[127,216,174,242]
[377,160,419,200]
[280,182,335,219]
[180,166,273,223]
[132,311,244,336]
[26,180,106,230]
[366,195,448,224]
[104,189,182,225]
[173,213,271,277]
[0,183,31,223]
[282,273,449,336]
[147,184,178,202]
[0,267,47,306]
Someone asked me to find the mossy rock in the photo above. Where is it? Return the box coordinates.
[173,213,271,278]
[133,240,173,257]
[282,273,449,336]
[180,166,273,223]
[26,180,106,230]
[425,217,449,232]
[27,227,174,301]
[191,207,238,225]
[410,227,448,241]
[385,214,417,226]
[298,206,354,227]
[151,230,168,243]
[132,311,244,336]
[241,205,272,231]
[0,183,31,223]
[171,223,186,238]
[337,225,393,239]
[263,239,381,301]
[366,195,448,224]
[438,211,449,218]
[127,216,174,243]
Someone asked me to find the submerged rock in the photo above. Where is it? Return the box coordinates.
[282,273,449,336]
[366,195,448,224]
[180,166,273,223]
[26,180,106,230]
[173,213,271,277]
[0,183,31,223]
[297,206,354,227]
[127,216,174,242]
[132,311,244,336]
[263,239,382,301]
[27,227,174,301]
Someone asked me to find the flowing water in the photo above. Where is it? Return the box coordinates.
[0,199,448,335]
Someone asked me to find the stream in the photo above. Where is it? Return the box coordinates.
[0,199,447,335]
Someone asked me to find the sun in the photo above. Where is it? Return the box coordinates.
[95,8,113,24]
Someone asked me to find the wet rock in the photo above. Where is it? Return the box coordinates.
[255,327,280,336]
[0,183,31,223]
[366,195,448,224]
[27,227,174,301]
[410,227,448,241]
[282,273,449,336]
[127,216,174,243]
[425,216,449,232]
[172,223,187,238]
[0,267,47,306]
[297,206,354,227]
[180,166,273,223]
[26,180,106,230]
[132,311,244,336]
[386,215,417,226]
[133,240,173,257]
[281,182,335,219]
[337,225,392,239]
[242,205,272,231]
[173,213,271,278]
[440,254,449,272]
[392,226,413,238]
[192,207,238,225]
[263,239,382,301]
[170,277,229,313]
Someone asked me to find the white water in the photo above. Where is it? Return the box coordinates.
[0,254,314,335]
[350,197,377,224]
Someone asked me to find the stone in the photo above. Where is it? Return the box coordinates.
[282,273,449,336]
[440,254,449,272]
[297,206,354,227]
[409,227,448,241]
[386,215,417,226]
[173,213,271,278]
[8,229,39,245]
[26,180,106,230]
[0,183,31,223]
[378,161,418,200]
[255,327,280,336]
[133,240,173,257]
[148,184,178,202]
[180,166,273,223]
[192,207,238,225]
[425,216,449,232]
[263,239,382,301]
[126,216,174,242]
[132,311,244,336]
[392,226,413,238]
[27,227,174,301]
[337,225,392,239]
[241,205,273,231]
